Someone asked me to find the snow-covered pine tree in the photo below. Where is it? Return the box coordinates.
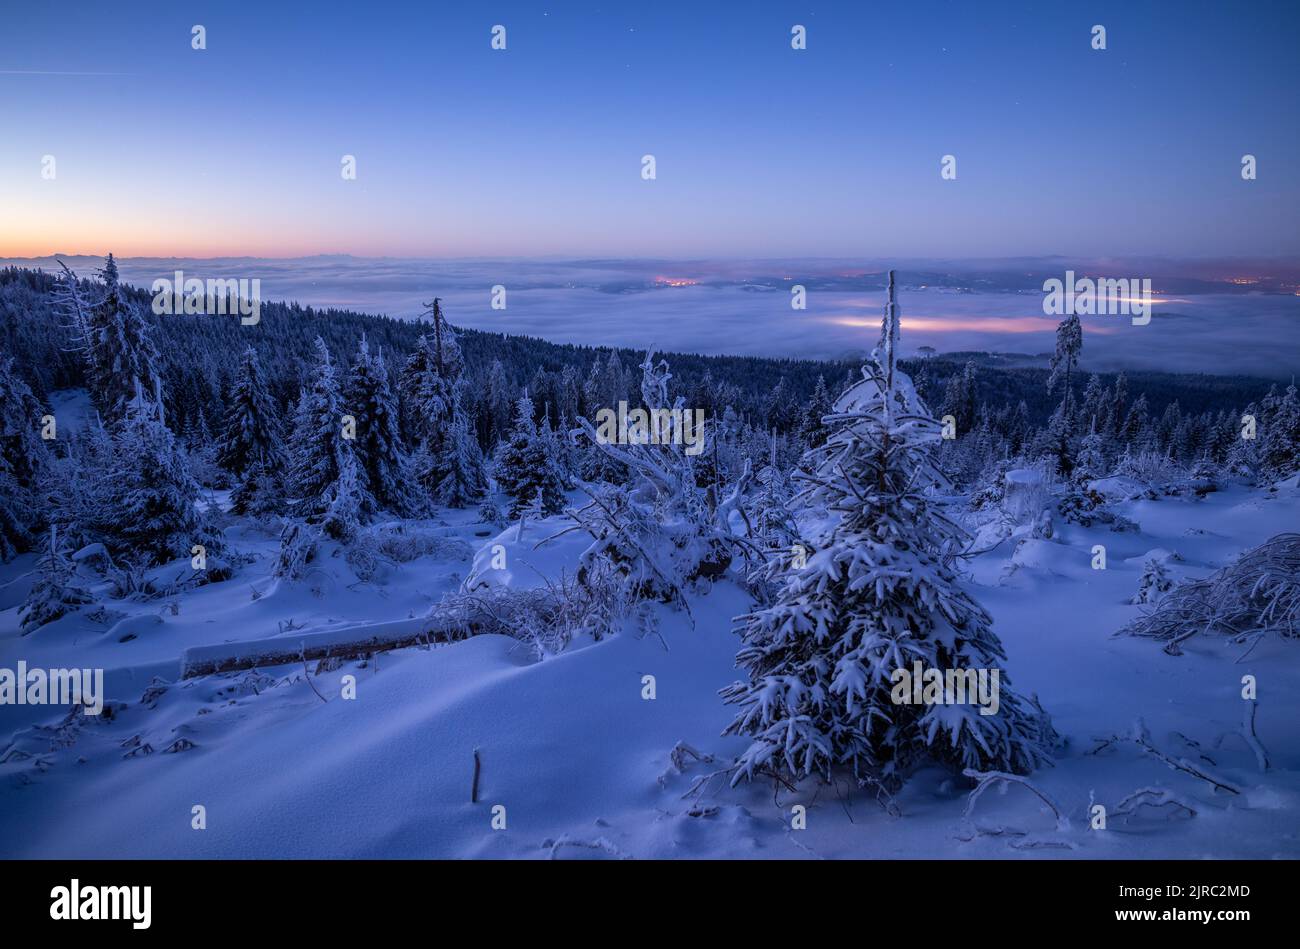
[286,337,375,534]
[18,525,93,634]
[219,348,283,475]
[399,298,464,448]
[52,261,94,353]
[1131,557,1174,605]
[797,374,833,452]
[1225,399,1260,480]
[83,254,162,422]
[430,386,487,508]
[218,345,285,514]
[483,357,515,445]
[493,392,565,517]
[0,351,48,561]
[43,416,116,555]
[1039,312,1082,477]
[538,408,577,489]
[570,351,752,606]
[182,408,226,489]
[97,382,220,565]
[743,437,800,605]
[722,271,1056,791]
[344,335,419,515]
[1057,418,1108,525]
[939,360,978,437]
[476,495,505,528]
[320,439,366,542]
[750,432,798,553]
[1073,419,1106,484]
[1260,382,1300,481]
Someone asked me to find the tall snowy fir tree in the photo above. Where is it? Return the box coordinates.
[722,272,1056,790]
[399,298,463,448]
[286,337,374,538]
[344,335,419,515]
[82,254,162,422]
[1040,311,1083,476]
[426,380,487,508]
[400,299,472,503]
[218,346,285,515]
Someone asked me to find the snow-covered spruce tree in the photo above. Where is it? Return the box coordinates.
[721,272,1056,791]
[52,261,93,344]
[41,416,115,556]
[399,298,463,449]
[1260,383,1300,481]
[968,454,1019,512]
[1037,312,1082,477]
[1073,420,1106,484]
[18,525,93,635]
[83,254,163,422]
[183,408,227,489]
[938,360,978,437]
[750,434,798,553]
[429,386,487,508]
[493,392,565,517]
[1131,557,1174,605]
[570,350,754,605]
[285,337,374,538]
[218,346,285,515]
[96,383,220,566]
[344,335,420,515]
[319,441,366,542]
[539,409,578,489]
[1225,401,1261,480]
[0,351,48,560]
[797,374,834,456]
[1057,419,1107,525]
[742,441,801,606]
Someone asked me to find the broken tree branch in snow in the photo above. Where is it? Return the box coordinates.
[657,740,715,788]
[1114,787,1198,822]
[962,769,1070,832]
[1090,720,1242,795]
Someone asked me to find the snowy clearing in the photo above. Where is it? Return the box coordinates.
[3,480,1297,859]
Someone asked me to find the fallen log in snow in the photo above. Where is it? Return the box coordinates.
[179,616,456,679]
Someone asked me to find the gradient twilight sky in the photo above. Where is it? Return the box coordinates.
[2,0,1298,259]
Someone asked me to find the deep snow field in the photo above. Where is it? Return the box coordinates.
[1,477,1298,860]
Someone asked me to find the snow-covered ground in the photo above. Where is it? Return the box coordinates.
[2,481,1297,859]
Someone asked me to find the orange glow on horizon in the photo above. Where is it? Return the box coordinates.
[820,315,1123,335]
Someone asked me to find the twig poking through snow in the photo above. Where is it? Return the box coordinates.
[1241,700,1270,773]
[300,648,328,704]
